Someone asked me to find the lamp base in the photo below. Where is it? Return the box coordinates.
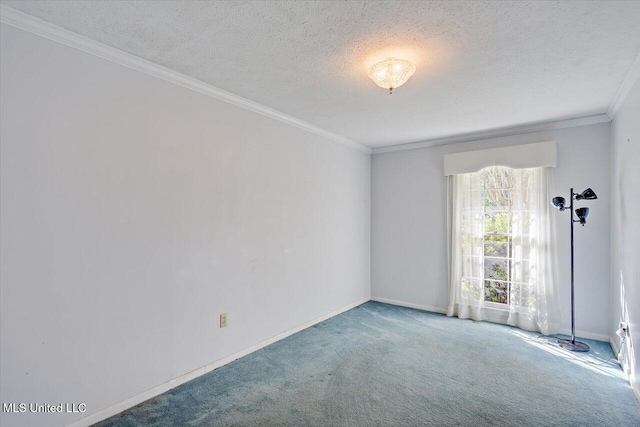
[557,338,589,352]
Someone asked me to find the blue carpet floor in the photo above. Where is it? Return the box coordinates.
[97,302,640,426]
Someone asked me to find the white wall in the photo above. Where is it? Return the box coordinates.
[372,123,611,339]
[610,78,640,400]
[0,24,370,427]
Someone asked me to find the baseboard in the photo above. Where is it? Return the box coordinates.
[610,335,621,358]
[370,296,447,315]
[633,379,640,406]
[66,297,370,427]
[610,335,640,405]
[558,328,609,342]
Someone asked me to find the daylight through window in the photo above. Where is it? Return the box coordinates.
[459,166,534,308]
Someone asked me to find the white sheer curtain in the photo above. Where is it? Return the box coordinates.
[447,166,560,335]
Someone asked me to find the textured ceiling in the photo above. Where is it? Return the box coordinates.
[3,1,640,148]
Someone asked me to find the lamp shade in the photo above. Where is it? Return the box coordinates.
[575,188,597,200]
[552,196,566,210]
[575,207,589,225]
[367,58,416,93]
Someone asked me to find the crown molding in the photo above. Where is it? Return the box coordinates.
[607,49,640,119]
[0,5,371,154]
[372,113,611,154]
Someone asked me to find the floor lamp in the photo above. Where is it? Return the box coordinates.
[551,187,597,352]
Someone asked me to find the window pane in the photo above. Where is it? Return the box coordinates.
[484,210,510,234]
[481,168,513,192]
[484,280,508,304]
[511,210,532,235]
[461,208,484,236]
[484,258,509,281]
[484,189,512,208]
[484,235,509,258]
[456,166,538,307]
[512,260,531,284]
[461,256,483,279]
[510,282,536,308]
[461,278,483,300]
[461,236,483,257]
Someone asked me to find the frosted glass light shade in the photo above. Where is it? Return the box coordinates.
[367,58,416,93]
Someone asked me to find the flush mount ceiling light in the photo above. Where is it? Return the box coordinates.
[367,58,416,94]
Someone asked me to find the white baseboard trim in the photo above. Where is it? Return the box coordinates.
[557,328,609,342]
[633,379,640,406]
[66,297,370,427]
[610,335,621,359]
[610,335,640,405]
[370,296,447,315]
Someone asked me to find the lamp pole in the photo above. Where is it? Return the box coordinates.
[569,188,577,345]
[552,187,596,351]
[557,187,590,352]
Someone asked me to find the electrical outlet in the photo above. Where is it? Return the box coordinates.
[620,322,629,336]
[220,313,228,328]
[617,321,630,339]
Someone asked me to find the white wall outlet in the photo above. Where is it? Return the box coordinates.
[621,322,629,335]
[617,321,629,339]
[220,313,228,328]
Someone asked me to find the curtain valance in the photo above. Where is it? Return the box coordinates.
[443,141,556,176]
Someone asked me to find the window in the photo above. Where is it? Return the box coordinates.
[459,167,532,307]
[447,164,560,334]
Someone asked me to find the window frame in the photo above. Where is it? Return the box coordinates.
[459,167,535,310]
